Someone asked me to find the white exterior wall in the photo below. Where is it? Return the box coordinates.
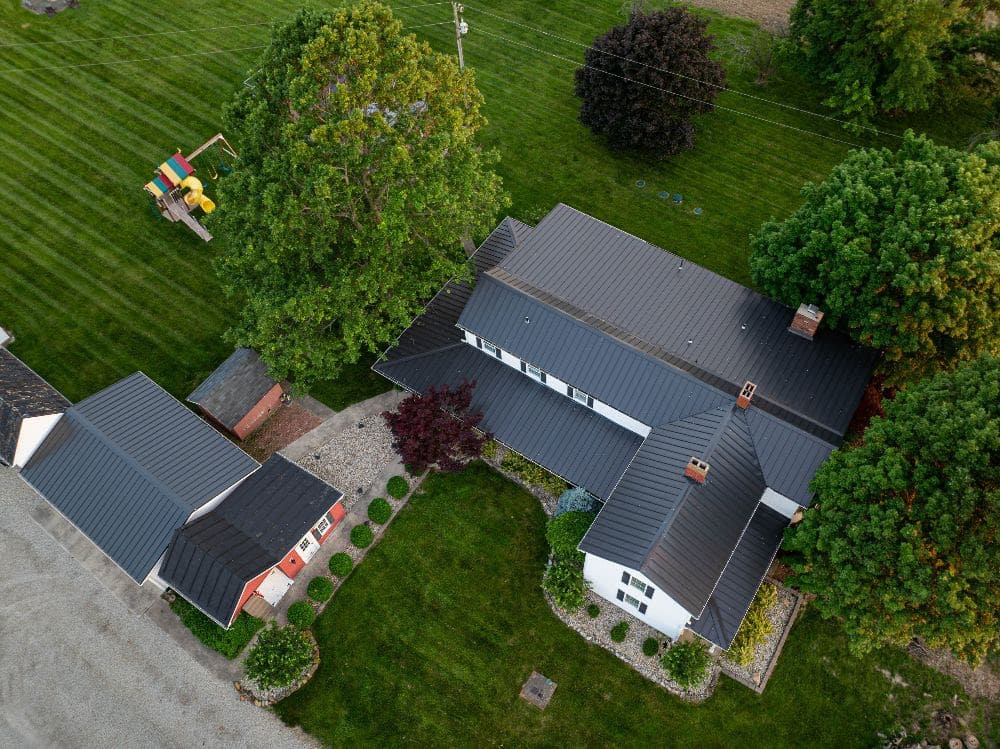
[13,413,63,467]
[461,330,650,437]
[584,553,691,639]
[760,488,800,518]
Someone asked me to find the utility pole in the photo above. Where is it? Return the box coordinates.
[452,2,467,70]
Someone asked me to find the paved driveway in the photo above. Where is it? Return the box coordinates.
[0,468,316,749]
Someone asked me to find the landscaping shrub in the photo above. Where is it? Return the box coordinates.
[351,524,375,548]
[386,475,409,498]
[244,624,314,690]
[307,576,334,602]
[726,584,777,666]
[545,511,597,563]
[587,603,600,618]
[328,552,353,577]
[662,640,711,689]
[287,600,315,630]
[643,637,660,657]
[481,439,499,460]
[169,596,262,659]
[368,497,392,524]
[543,560,587,610]
[610,621,629,643]
[501,451,570,496]
[384,383,487,472]
[556,486,598,517]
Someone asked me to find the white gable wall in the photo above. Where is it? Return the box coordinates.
[760,488,800,518]
[584,553,691,639]
[13,413,63,468]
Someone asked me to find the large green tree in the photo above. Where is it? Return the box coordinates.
[212,4,506,389]
[750,132,1000,383]
[785,355,999,665]
[789,0,999,126]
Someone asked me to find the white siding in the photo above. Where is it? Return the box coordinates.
[13,413,63,468]
[583,553,691,639]
[461,330,650,437]
[760,487,800,518]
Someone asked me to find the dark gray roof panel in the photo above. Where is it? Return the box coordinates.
[458,275,731,427]
[496,204,876,437]
[746,408,835,506]
[689,503,787,650]
[187,348,279,430]
[383,218,533,362]
[21,373,257,582]
[161,455,343,626]
[376,344,642,499]
[0,348,70,465]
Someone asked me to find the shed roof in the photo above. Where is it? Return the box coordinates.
[161,454,343,626]
[0,348,70,465]
[187,348,279,430]
[21,372,258,582]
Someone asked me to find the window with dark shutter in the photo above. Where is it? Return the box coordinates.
[639,603,648,614]
[616,589,625,601]
[645,586,654,599]
[566,385,573,397]
[494,347,502,359]
[312,528,322,541]
[476,337,482,348]
[540,372,547,383]
[520,361,527,373]
[621,571,630,584]
[587,396,594,408]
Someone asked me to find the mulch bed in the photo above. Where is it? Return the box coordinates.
[241,403,322,462]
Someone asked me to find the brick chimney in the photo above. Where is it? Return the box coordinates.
[685,457,709,484]
[789,303,824,340]
[736,381,756,409]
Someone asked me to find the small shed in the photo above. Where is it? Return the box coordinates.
[187,349,283,439]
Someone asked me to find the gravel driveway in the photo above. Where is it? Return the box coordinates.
[0,467,315,749]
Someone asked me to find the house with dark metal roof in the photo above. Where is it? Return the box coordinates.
[161,454,345,627]
[188,348,284,439]
[375,204,877,651]
[0,347,70,468]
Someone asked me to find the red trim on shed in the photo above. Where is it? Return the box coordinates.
[277,548,305,579]
[317,501,346,543]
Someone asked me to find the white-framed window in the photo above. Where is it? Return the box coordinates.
[298,538,311,553]
[527,363,542,381]
[476,337,501,358]
[567,385,594,408]
[315,516,331,537]
[624,593,641,608]
[629,577,647,595]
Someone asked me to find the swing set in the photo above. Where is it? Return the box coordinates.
[143,133,238,242]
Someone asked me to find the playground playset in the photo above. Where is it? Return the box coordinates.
[143,133,237,242]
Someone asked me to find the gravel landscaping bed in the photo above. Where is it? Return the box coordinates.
[298,415,397,509]
[482,445,562,517]
[547,589,719,702]
[718,582,802,692]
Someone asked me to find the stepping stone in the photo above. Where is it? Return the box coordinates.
[520,671,557,710]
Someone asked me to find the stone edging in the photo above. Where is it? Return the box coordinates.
[235,630,321,706]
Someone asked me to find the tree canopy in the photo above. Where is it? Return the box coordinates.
[785,355,1000,665]
[750,132,1000,383]
[573,8,725,155]
[211,3,506,390]
[788,0,1000,127]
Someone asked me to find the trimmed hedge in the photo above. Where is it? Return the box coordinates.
[351,524,375,548]
[586,603,601,618]
[662,640,711,689]
[610,620,629,642]
[328,552,353,577]
[169,596,262,659]
[543,560,587,610]
[368,497,392,525]
[244,624,314,690]
[287,600,315,629]
[545,511,596,563]
[307,576,334,602]
[500,451,570,496]
[643,637,660,657]
[386,475,409,498]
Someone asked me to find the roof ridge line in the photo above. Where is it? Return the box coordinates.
[375,341,467,370]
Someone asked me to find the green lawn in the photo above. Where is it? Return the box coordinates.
[0,1,987,403]
[276,463,992,748]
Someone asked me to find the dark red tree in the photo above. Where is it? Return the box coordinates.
[383,380,488,473]
[574,8,726,155]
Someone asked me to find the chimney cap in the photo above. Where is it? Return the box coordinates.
[789,303,824,340]
[685,457,710,483]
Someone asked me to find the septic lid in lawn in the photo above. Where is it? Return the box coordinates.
[520,671,557,709]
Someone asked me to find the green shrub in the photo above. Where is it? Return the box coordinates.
[543,560,587,610]
[307,576,334,602]
[545,511,596,563]
[726,582,777,666]
[169,596,263,659]
[244,624,314,690]
[643,637,660,657]
[610,620,629,642]
[351,524,375,548]
[287,600,315,629]
[386,475,409,498]
[662,640,711,689]
[368,497,392,524]
[500,451,570,496]
[586,603,600,618]
[328,552,353,577]
[481,439,499,460]
[556,486,598,516]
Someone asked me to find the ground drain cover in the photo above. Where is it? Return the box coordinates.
[520,671,557,709]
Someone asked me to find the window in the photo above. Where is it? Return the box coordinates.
[624,593,641,608]
[298,538,311,552]
[568,385,595,408]
[629,577,647,595]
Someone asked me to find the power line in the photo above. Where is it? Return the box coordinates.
[462,4,901,140]
[470,26,863,149]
